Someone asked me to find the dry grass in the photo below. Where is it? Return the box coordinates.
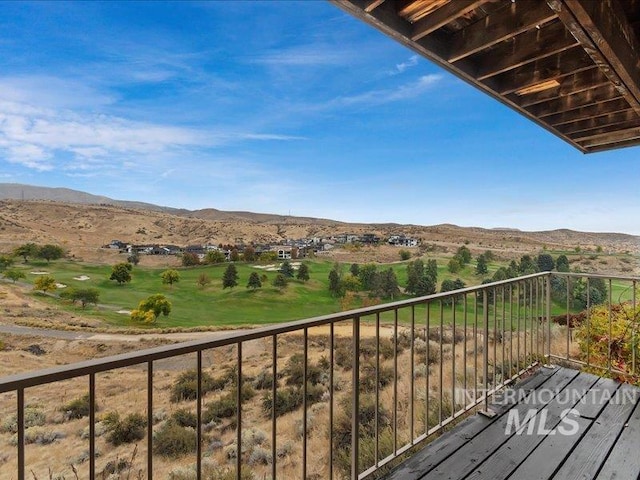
[0,317,568,480]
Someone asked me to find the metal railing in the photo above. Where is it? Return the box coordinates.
[1,271,637,479]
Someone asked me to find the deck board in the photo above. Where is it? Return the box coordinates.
[380,367,640,480]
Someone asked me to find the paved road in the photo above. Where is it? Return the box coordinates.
[0,323,247,343]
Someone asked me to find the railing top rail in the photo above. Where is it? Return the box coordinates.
[553,271,640,282]
[2,270,623,393]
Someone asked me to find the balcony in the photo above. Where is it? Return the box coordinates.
[1,272,638,479]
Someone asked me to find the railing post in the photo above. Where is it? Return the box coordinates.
[546,274,552,363]
[482,290,490,413]
[351,316,360,480]
[17,388,24,480]
[147,361,153,480]
[89,373,96,480]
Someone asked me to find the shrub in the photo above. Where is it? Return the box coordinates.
[10,427,64,446]
[154,421,196,458]
[359,363,394,393]
[171,370,217,402]
[576,302,640,379]
[104,412,146,445]
[202,384,255,424]
[284,354,323,386]
[172,408,197,428]
[62,394,90,420]
[253,369,275,390]
[262,387,302,417]
[1,406,46,434]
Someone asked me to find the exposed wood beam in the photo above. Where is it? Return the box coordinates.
[474,21,578,81]
[364,0,386,13]
[398,0,448,23]
[548,0,640,115]
[411,0,488,41]
[578,126,640,148]
[496,47,594,95]
[572,120,640,141]
[513,68,609,107]
[557,109,638,135]
[546,97,632,125]
[528,84,622,117]
[448,0,558,63]
[585,136,640,152]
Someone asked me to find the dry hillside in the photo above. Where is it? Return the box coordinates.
[0,200,638,265]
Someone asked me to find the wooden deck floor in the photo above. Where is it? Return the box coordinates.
[383,366,640,480]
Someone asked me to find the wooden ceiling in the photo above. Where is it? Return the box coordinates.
[331,0,640,153]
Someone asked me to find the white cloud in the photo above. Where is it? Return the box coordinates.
[251,44,354,67]
[389,55,419,75]
[0,77,302,173]
[331,74,442,108]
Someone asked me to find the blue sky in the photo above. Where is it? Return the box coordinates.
[0,1,638,234]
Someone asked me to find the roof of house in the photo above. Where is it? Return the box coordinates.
[331,0,640,153]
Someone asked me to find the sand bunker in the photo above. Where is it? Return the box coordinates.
[55,283,67,289]
[73,275,90,281]
[30,271,49,275]
[116,310,131,315]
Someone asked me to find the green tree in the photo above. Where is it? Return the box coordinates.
[456,245,472,264]
[222,264,238,289]
[379,268,400,299]
[492,267,510,282]
[280,260,295,278]
[0,255,14,270]
[518,255,537,274]
[230,249,240,262]
[37,244,64,263]
[414,275,436,296]
[328,269,342,297]
[110,262,132,285]
[247,272,262,289]
[68,288,100,309]
[14,243,37,263]
[272,274,288,290]
[556,255,570,272]
[205,250,225,264]
[182,252,200,266]
[130,294,171,323]
[441,278,466,305]
[341,274,361,293]
[3,269,25,283]
[507,260,519,277]
[127,251,140,265]
[349,263,360,277]
[161,269,180,288]
[406,259,425,295]
[296,263,310,282]
[357,264,378,291]
[483,250,496,262]
[448,258,462,274]
[475,254,488,275]
[399,249,411,261]
[536,253,555,272]
[260,251,278,263]
[243,246,256,262]
[196,273,211,288]
[425,259,438,283]
[34,275,57,293]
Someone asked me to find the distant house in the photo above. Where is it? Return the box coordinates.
[105,240,127,250]
[361,233,380,244]
[388,235,419,247]
[277,248,292,260]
